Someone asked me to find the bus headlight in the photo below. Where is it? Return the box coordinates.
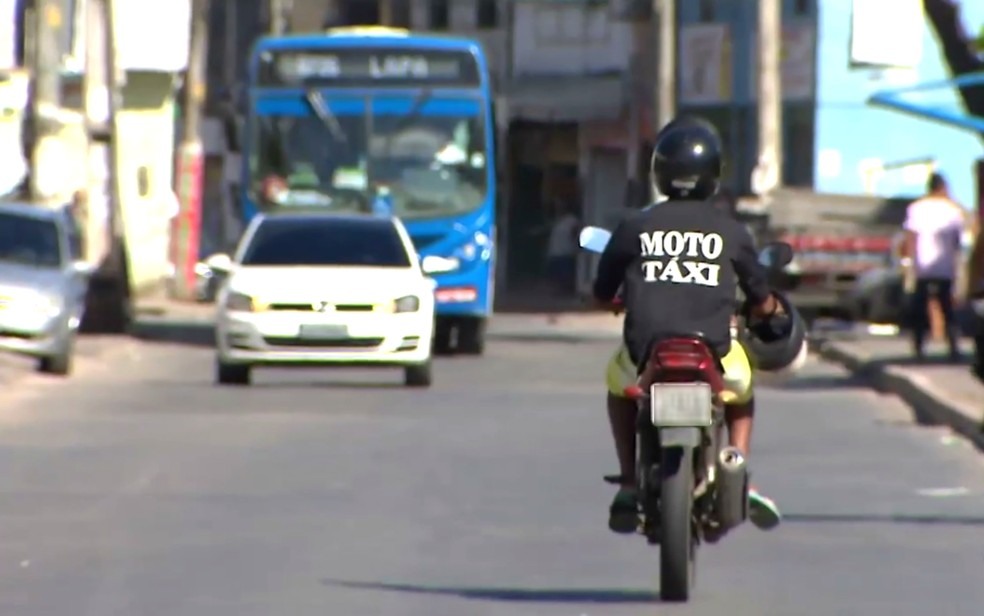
[394,295,420,313]
[454,231,492,263]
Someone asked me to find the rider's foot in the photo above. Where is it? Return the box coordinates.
[608,486,639,534]
[748,487,782,530]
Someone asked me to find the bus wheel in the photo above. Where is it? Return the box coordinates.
[458,317,487,356]
[433,318,455,356]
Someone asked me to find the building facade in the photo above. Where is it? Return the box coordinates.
[677,0,983,209]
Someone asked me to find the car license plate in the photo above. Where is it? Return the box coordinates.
[650,383,714,427]
[299,324,348,340]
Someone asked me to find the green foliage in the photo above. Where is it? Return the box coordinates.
[977,24,984,53]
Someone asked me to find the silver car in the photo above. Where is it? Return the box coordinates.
[0,202,92,375]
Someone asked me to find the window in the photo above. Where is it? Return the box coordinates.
[0,213,62,268]
[243,218,412,267]
[429,0,449,30]
[137,166,150,197]
[698,0,714,22]
[477,0,498,29]
[340,0,379,25]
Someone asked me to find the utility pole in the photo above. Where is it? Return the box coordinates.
[172,0,210,300]
[270,0,291,34]
[29,0,65,202]
[651,0,675,201]
[752,0,782,198]
[82,0,111,266]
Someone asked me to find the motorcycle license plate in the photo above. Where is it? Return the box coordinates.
[650,383,714,427]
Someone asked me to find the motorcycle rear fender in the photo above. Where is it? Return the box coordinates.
[659,426,702,448]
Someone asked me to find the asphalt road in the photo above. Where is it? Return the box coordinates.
[1,330,984,615]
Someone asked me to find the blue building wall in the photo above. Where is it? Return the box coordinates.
[814,0,984,208]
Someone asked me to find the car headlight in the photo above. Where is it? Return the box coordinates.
[394,295,420,313]
[225,291,254,312]
[30,293,62,317]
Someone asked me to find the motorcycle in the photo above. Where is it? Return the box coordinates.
[579,225,793,602]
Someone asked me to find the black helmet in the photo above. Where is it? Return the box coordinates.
[740,292,808,372]
[650,115,723,200]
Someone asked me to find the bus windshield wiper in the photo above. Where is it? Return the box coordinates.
[387,88,434,141]
[304,88,347,144]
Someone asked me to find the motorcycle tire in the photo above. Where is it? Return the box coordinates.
[659,445,696,602]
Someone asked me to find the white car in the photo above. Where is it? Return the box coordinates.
[211,212,436,387]
[0,202,91,375]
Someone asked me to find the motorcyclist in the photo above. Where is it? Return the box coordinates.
[593,115,795,535]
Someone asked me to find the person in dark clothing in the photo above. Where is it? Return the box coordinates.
[593,116,785,534]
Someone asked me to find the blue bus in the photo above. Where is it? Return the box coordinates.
[242,27,496,355]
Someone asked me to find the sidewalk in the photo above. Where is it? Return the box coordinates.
[814,335,984,450]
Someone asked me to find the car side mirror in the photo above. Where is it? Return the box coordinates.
[205,253,234,274]
[758,241,794,270]
[421,255,458,275]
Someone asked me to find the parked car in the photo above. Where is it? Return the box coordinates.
[0,201,92,375]
[211,212,437,387]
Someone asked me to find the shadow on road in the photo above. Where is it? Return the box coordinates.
[784,513,984,527]
[321,578,660,604]
[130,318,216,348]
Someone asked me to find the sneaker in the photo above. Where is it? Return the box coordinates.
[608,487,640,534]
[748,488,782,531]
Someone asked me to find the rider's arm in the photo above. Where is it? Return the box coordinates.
[732,226,780,318]
[592,220,636,308]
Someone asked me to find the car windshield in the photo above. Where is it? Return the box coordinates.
[249,94,488,220]
[0,212,62,268]
[241,218,412,267]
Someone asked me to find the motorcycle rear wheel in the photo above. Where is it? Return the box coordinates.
[659,445,696,602]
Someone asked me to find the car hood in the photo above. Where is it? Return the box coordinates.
[226,266,432,303]
[0,262,65,296]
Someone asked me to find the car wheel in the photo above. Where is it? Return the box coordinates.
[433,318,454,355]
[404,361,432,388]
[216,360,251,386]
[37,330,75,376]
[457,317,487,356]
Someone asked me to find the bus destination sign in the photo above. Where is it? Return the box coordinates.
[258,48,481,87]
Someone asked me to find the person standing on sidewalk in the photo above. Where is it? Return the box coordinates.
[902,173,965,361]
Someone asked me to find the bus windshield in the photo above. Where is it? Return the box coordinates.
[249,96,489,220]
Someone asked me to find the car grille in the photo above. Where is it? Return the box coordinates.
[267,303,375,312]
[262,336,384,349]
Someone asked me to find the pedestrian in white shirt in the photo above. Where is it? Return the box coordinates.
[545,203,581,296]
[902,173,965,360]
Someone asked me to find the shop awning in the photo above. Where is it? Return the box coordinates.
[505,74,627,123]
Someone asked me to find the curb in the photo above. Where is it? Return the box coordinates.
[814,339,984,452]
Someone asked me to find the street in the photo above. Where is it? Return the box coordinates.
[0,330,983,615]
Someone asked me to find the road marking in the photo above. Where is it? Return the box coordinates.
[916,487,970,497]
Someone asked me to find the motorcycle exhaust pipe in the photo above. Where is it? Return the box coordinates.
[713,446,749,532]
